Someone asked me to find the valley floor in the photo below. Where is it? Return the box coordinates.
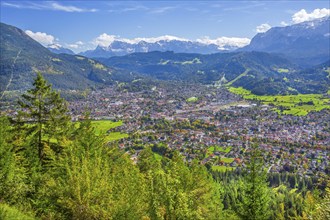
[64,83,329,177]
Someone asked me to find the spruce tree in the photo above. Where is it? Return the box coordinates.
[14,72,70,163]
[237,144,271,220]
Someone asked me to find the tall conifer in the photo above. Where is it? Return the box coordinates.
[14,72,70,163]
[237,144,271,220]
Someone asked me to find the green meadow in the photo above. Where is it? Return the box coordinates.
[228,87,330,116]
[206,145,232,156]
[205,145,236,172]
[186,96,199,103]
[221,157,235,163]
[90,120,128,141]
[91,120,123,134]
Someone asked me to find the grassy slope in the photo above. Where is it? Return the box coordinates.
[225,69,250,86]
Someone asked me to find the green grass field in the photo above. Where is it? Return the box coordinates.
[91,120,128,141]
[221,157,235,163]
[91,120,123,134]
[276,68,290,73]
[228,87,330,116]
[186,96,199,103]
[206,146,232,156]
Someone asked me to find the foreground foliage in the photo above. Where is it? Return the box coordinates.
[235,145,271,220]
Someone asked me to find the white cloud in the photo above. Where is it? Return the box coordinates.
[68,44,79,49]
[50,2,97,12]
[121,5,149,12]
[256,23,271,33]
[51,2,83,12]
[48,43,62,49]
[25,30,55,45]
[196,36,251,49]
[93,33,119,47]
[67,41,84,49]
[2,1,97,12]
[280,21,289,26]
[149,6,176,14]
[1,2,22,8]
[292,8,330,24]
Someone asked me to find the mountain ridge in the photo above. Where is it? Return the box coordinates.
[98,50,329,95]
[241,17,330,66]
[0,22,136,94]
[47,43,75,55]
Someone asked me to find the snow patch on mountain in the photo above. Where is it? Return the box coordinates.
[81,34,251,58]
[196,36,250,50]
[47,43,75,55]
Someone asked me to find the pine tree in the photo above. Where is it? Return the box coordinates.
[236,144,271,220]
[14,72,70,163]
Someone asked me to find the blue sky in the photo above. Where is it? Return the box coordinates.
[1,1,329,52]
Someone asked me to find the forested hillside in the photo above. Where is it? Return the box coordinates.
[1,74,329,220]
[100,51,330,95]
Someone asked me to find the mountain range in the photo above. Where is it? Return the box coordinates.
[79,36,250,58]
[241,17,330,66]
[0,20,329,97]
[75,18,330,68]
